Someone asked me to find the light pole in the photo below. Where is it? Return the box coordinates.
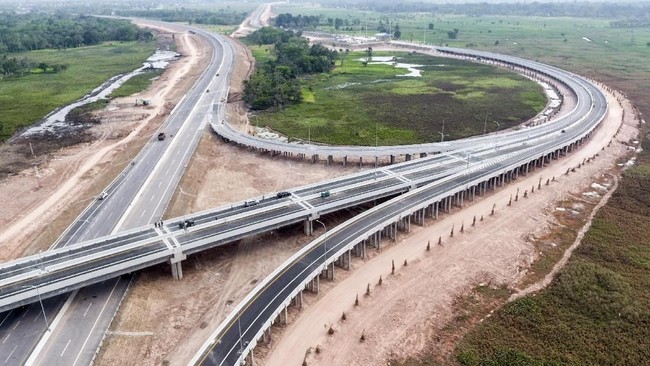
[492,121,501,150]
[465,153,471,188]
[439,118,446,142]
[483,113,490,135]
[308,123,311,144]
[315,220,327,269]
[37,250,45,272]
[24,285,49,331]
[237,312,243,356]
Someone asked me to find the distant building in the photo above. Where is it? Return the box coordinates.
[375,33,392,41]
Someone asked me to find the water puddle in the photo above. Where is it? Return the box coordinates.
[356,56,425,77]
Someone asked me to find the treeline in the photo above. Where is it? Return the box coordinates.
[0,13,152,53]
[611,18,650,28]
[1,55,67,77]
[274,13,364,31]
[275,13,321,29]
[243,27,337,110]
[328,1,650,20]
[114,8,247,25]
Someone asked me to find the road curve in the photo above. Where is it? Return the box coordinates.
[194,44,608,365]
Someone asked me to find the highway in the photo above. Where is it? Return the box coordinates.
[0,23,233,366]
[0,35,607,366]
[0,8,608,366]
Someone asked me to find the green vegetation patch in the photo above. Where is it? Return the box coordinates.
[249,50,545,145]
[0,41,156,140]
[454,155,650,366]
[111,69,163,98]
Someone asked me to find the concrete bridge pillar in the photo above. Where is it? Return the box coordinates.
[170,247,187,280]
[304,219,313,236]
[405,154,412,161]
[279,306,288,325]
[291,290,304,308]
[390,155,396,164]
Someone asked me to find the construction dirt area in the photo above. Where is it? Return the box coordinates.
[0,9,642,366]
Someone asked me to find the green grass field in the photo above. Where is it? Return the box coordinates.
[0,40,156,141]
[110,69,163,98]
[249,51,545,145]
[273,4,650,115]
[454,152,650,366]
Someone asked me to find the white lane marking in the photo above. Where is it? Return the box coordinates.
[2,333,10,344]
[140,210,146,219]
[72,278,121,366]
[4,344,17,363]
[21,309,29,319]
[158,181,162,188]
[60,339,71,357]
[0,310,13,328]
[150,194,155,202]
[25,289,79,366]
[83,302,93,318]
[12,320,20,330]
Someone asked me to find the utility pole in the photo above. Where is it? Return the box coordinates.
[483,113,489,135]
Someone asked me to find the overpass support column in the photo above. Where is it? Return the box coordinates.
[293,290,303,308]
[375,156,379,168]
[359,157,363,167]
[420,153,427,158]
[390,155,396,164]
[312,154,319,164]
[324,262,335,280]
[304,219,313,236]
[170,247,187,280]
[279,306,288,325]
[405,154,412,161]
[343,156,347,167]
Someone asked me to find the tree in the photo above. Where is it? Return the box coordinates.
[428,23,434,30]
[393,23,401,39]
[334,18,344,30]
[447,28,459,39]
